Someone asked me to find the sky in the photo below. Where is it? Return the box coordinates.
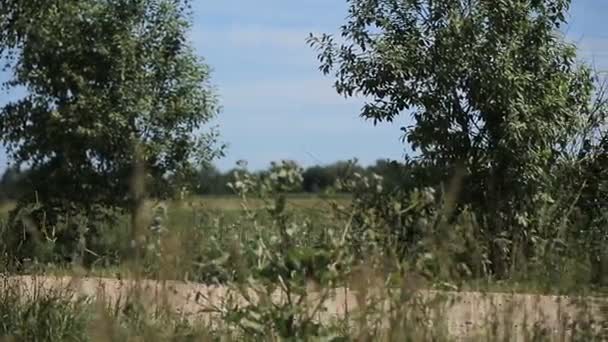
[1,0,607,172]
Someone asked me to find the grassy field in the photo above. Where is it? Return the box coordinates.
[0,193,350,214]
[175,193,351,210]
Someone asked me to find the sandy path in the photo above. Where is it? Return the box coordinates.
[1,275,607,340]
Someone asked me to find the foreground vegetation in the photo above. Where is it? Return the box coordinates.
[0,162,606,340]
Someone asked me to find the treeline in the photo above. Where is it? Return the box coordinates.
[189,159,426,195]
[188,159,422,195]
[0,159,418,201]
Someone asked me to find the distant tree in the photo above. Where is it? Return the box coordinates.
[330,160,365,181]
[302,166,334,193]
[195,164,234,195]
[302,160,365,193]
[0,166,26,202]
[0,0,221,260]
[366,159,412,190]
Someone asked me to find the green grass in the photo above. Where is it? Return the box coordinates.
[0,193,349,214]
[179,193,350,210]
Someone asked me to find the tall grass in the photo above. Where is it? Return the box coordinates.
[0,161,606,340]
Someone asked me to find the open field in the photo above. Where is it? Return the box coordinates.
[176,193,351,211]
[0,193,350,215]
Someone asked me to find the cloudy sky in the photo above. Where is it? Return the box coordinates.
[1,0,607,171]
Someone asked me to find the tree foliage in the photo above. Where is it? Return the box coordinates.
[0,0,220,215]
[0,0,221,262]
[308,0,599,276]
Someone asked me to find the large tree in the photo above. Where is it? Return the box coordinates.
[0,0,220,259]
[309,0,595,274]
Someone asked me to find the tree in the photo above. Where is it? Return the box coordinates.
[0,0,220,260]
[0,166,26,202]
[194,164,234,195]
[301,161,360,193]
[366,159,411,190]
[302,166,334,193]
[562,82,608,285]
[309,0,595,275]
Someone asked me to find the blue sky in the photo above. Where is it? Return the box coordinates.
[1,0,607,172]
[190,0,407,171]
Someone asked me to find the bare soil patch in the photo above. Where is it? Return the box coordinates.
[2,275,606,340]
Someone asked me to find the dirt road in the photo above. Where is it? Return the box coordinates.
[2,275,606,340]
